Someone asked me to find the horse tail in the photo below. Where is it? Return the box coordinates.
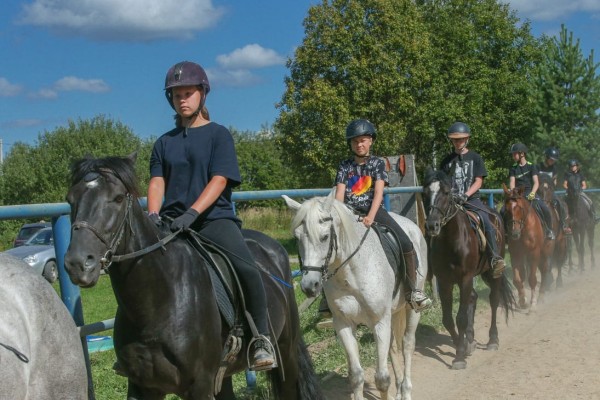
[499,273,517,323]
[296,336,325,400]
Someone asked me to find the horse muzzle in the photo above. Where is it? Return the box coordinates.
[64,248,103,288]
[426,220,442,237]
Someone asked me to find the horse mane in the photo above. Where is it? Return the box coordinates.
[70,154,140,197]
[423,167,451,188]
[290,192,360,256]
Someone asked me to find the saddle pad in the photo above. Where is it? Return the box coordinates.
[372,224,403,297]
[186,234,239,328]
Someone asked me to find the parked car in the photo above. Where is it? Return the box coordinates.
[3,227,58,283]
[13,222,52,247]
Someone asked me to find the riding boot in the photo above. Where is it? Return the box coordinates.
[403,250,432,312]
[250,335,276,371]
[486,232,505,279]
[556,200,572,234]
[316,293,333,329]
[541,205,555,240]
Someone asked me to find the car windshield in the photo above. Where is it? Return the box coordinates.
[17,227,43,240]
[25,229,53,246]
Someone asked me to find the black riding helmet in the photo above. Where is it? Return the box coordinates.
[544,147,559,161]
[509,143,528,154]
[568,159,579,168]
[164,61,210,110]
[345,119,377,142]
[447,122,471,139]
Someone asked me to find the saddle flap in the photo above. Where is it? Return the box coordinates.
[371,224,403,297]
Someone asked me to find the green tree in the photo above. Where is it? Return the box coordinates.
[0,115,154,206]
[528,25,600,184]
[276,0,435,187]
[417,0,542,185]
[276,0,542,187]
[232,125,300,207]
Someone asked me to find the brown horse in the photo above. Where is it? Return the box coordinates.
[537,173,567,288]
[503,184,555,312]
[423,169,515,370]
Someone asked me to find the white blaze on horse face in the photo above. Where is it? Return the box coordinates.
[85,179,100,189]
[429,181,440,207]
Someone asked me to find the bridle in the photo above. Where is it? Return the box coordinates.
[299,216,371,281]
[71,193,180,270]
[505,196,531,237]
[425,187,460,233]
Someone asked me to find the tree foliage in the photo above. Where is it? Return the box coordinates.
[232,126,300,207]
[528,25,600,184]
[276,0,543,187]
[0,115,154,206]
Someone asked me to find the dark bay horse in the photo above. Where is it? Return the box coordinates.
[64,154,323,400]
[564,177,596,271]
[423,169,515,370]
[0,254,88,399]
[537,173,567,288]
[503,185,554,312]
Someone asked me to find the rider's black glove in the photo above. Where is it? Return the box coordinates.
[170,208,199,232]
[453,193,468,205]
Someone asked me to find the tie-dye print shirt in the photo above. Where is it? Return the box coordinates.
[335,156,388,211]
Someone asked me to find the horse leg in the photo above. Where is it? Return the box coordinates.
[127,381,165,400]
[588,227,595,269]
[372,318,393,400]
[390,307,419,400]
[452,280,474,370]
[438,282,458,345]
[465,288,478,356]
[487,277,500,351]
[336,325,365,400]
[215,378,236,400]
[511,259,527,309]
[527,256,539,313]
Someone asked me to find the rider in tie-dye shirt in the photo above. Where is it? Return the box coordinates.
[334,119,431,312]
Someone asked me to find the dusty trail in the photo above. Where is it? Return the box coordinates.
[322,261,600,399]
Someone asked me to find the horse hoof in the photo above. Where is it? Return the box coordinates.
[487,342,499,351]
[452,360,467,370]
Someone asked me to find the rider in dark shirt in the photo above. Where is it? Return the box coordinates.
[508,143,555,240]
[538,147,570,234]
[563,159,600,223]
[439,122,505,278]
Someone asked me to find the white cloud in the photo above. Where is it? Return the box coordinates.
[54,76,110,93]
[30,88,58,99]
[506,0,600,21]
[18,0,225,41]
[205,67,262,88]
[0,78,23,97]
[216,44,286,69]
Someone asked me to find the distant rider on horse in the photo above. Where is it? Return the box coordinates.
[562,159,600,224]
[537,147,571,234]
[440,122,505,278]
[508,143,555,240]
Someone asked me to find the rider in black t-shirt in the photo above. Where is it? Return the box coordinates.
[439,122,505,278]
[538,147,570,234]
[508,143,555,240]
[563,159,600,223]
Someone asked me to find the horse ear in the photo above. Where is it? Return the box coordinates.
[127,152,138,164]
[502,183,509,195]
[282,195,301,211]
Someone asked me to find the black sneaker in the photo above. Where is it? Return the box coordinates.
[250,337,275,371]
[546,230,555,240]
[491,257,505,279]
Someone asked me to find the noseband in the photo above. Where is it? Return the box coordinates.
[71,194,134,270]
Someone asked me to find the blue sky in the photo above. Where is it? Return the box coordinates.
[1,0,599,157]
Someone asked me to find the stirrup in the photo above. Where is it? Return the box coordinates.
[407,290,432,312]
[546,230,555,240]
[491,257,505,278]
[247,335,277,371]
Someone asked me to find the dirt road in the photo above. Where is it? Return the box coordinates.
[322,261,600,399]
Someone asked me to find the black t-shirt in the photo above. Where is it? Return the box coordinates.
[150,122,241,222]
[439,151,487,198]
[537,162,557,180]
[563,171,586,193]
[508,162,538,193]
